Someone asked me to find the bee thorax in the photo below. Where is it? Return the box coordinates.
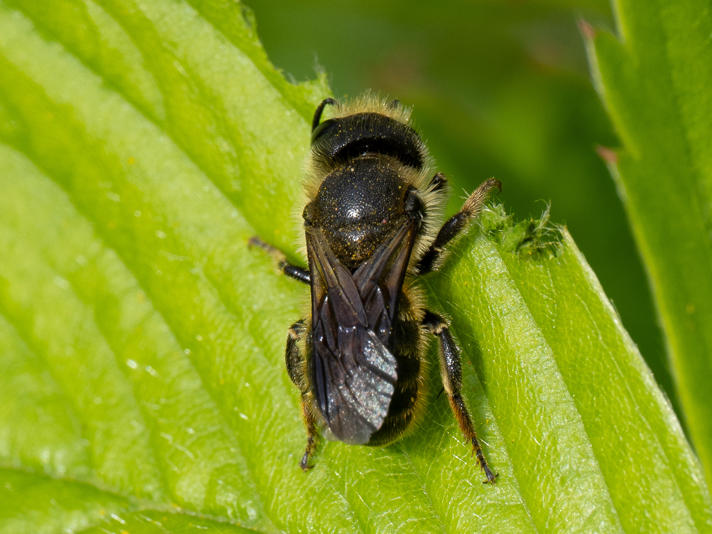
[309,156,410,268]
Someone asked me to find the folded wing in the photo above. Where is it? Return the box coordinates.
[307,220,417,444]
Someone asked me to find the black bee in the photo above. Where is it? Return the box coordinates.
[251,94,500,483]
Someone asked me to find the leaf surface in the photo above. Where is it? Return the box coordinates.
[0,1,709,532]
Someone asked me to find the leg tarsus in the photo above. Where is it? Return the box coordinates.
[423,310,497,484]
[417,177,501,274]
[249,236,311,284]
[299,394,319,471]
[462,178,502,216]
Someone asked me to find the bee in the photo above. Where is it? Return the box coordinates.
[250,94,500,483]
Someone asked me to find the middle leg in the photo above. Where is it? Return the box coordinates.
[249,236,310,284]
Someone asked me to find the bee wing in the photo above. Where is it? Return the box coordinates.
[306,220,418,444]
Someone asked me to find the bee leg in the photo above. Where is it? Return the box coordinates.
[312,97,337,131]
[417,178,501,274]
[299,393,320,471]
[249,236,310,284]
[285,319,320,470]
[422,310,498,484]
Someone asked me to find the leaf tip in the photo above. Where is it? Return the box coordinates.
[595,145,619,165]
[480,202,563,259]
[578,19,597,41]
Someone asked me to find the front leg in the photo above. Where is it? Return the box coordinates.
[422,311,497,484]
[417,178,501,274]
[249,236,310,284]
[285,319,320,470]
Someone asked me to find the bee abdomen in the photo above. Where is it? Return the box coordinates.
[367,318,422,446]
[367,369,420,446]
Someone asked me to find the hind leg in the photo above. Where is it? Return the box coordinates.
[285,319,320,470]
[422,311,497,484]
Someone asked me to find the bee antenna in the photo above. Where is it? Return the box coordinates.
[312,98,337,131]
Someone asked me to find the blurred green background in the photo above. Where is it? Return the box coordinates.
[245,0,677,410]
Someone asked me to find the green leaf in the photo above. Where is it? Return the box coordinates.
[584,0,712,488]
[0,1,709,532]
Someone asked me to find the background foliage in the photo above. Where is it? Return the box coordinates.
[586,0,712,492]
